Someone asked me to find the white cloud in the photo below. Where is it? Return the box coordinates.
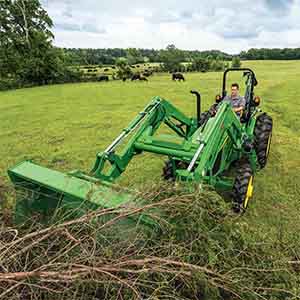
[42,0,300,53]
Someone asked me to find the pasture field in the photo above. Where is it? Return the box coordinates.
[0,60,300,237]
[78,62,161,78]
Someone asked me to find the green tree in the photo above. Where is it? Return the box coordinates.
[115,58,133,79]
[191,57,210,72]
[210,57,227,71]
[126,48,144,65]
[231,56,242,68]
[0,0,73,85]
[159,44,185,72]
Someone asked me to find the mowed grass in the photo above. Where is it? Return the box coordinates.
[1,60,300,238]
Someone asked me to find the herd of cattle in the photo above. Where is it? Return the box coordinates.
[98,72,186,82]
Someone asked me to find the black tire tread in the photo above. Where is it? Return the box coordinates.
[254,113,273,168]
[232,163,253,212]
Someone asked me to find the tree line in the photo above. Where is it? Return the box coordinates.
[63,47,300,66]
[0,0,299,91]
[63,46,232,66]
[240,48,300,60]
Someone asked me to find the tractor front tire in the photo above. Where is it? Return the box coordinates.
[232,163,254,213]
[254,113,273,168]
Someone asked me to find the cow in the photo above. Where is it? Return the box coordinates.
[98,75,109,82]
[143,70,153,77]
[172,73,185,81]
[131,74,141,81]
[131,74,148,81]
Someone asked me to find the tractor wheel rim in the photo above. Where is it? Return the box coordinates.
[244,176,254,208]
[266,134,272,157]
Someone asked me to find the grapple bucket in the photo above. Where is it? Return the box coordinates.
[8,161,156,227]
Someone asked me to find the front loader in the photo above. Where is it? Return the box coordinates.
[8,68,273,224]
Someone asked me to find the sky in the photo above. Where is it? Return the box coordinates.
[41,0,300,54]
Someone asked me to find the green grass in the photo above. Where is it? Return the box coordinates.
[1,60,300,238]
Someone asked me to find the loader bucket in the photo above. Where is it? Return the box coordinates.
[8,161,158,229]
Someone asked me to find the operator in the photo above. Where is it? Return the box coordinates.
[223,83,246,117]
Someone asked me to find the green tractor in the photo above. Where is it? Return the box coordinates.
[8,68,272,223]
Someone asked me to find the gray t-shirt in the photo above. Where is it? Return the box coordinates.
[224,95,246,115]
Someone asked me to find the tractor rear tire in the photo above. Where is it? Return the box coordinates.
[162,160,188,181]
[162,160,175,181]
[232,163,254,213]
[254,113,273,168]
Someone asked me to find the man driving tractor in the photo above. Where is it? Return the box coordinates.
[224,83,246,117]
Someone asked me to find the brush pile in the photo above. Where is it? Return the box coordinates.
[0,185,299,299]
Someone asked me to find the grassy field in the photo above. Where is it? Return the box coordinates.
[1,60,300,298]
[1,60,300,233]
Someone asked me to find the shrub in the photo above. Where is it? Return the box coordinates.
[232,56,242,68]
[0,78,20,91]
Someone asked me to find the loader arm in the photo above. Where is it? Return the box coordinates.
[177,101,251,188]
[90,97,197,182]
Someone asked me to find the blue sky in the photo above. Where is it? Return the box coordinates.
[41,0,300,53]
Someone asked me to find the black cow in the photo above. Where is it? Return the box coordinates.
[172,73,185,81]
[98,75,109,82]
[143,70,153,77]
[131,74,148,81]
[131,74,141,81]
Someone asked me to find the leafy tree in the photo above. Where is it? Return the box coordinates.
[210,57,227,71]
[126,48,144,65]
[0,0,75,86]
[191,57,211,72]
[232,56,242,68]
[159,44,185,72]
[115,58,133,79]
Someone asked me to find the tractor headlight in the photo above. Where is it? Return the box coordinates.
[215,95,222,103]
[254,96,261,106]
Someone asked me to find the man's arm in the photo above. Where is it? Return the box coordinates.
[233,106,244,113]
[233,96,246,114]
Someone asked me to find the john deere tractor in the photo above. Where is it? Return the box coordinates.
[8,68,273,223]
